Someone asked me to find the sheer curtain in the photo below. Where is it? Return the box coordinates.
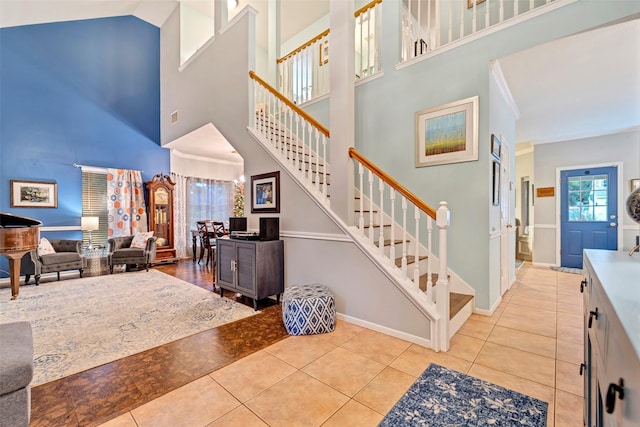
[171,173,189,258]
[106,168,147,237]
[187,177,234,231]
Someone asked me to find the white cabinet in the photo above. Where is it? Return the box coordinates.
[583,250,640,427]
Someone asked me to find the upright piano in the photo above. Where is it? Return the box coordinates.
[0,213,41,299]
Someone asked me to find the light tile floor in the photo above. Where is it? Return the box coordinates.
[99,263,584,427]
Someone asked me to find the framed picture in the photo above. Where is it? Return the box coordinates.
[491,133,502,161]
[631,178,640,192]
[10,179,58,208]
[415,96,479,167]
[251,171,280,213]
[492,161,500,206]
[319,39,329,66]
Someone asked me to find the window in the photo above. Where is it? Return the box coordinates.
[82,171,108,247]
[567,174,608,222]
[187,178,234,228]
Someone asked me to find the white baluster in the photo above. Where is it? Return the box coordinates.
[472,0,477,34]
[427,0,432,51]
[322,134,328,197]
[358,163,365,232]
[300,121,307,173]
[426,216,433,303]
[401,197,408,276]
[389,188,396,265]
[530,0,534,12]
[378,178,385,256]
[448,0,453,43]
[436,201,450,352]
[499,0,504,22]
[514,0,519,17]
[293,114,299,167]
[374,3,381,72]
[368,171,374,243]
[459,0,464,39]
[413,206,420,291]
[314,129,320,191]
[486,0,491,29]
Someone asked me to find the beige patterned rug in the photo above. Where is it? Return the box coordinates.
[0,270,257,386]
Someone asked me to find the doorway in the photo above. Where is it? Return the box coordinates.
[500,140,513,296]
[560,165,618,268]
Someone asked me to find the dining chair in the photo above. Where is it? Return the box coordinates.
[196,221,214,266]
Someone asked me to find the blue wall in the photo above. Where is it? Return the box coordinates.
[0,16,169,277]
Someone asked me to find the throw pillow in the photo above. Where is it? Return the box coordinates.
[38,237,56,256]
[130,231,154,249]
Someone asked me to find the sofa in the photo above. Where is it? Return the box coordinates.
[20,239,84,285]
[0,322,33,427]
[108,235,157,273]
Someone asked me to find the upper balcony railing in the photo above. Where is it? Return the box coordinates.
[402,0,559,62]
[277,0,382,105]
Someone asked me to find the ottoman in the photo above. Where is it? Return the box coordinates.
[282,284,336,335]
[0,321,33,427]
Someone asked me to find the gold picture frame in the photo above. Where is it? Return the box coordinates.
[415,96,479,167]
[10,179,58,208]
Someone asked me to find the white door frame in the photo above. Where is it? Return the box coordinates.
[554,161,623,266]
[500,137,514,295]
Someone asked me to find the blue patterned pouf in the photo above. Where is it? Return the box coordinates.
[282,284,336,335]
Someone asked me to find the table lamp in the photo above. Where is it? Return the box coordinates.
[81,216,99,249]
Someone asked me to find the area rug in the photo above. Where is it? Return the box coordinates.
[0,270,257,386]
[550,266,583,275]
[379,364,547,426]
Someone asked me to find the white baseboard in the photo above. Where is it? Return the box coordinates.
[336,312,432,349]
[473,296,503,316]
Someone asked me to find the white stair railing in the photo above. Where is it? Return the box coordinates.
[249,71,330,204]
[278,0,382,104]
[402,0,558,62]
[249,71,453,351]
[349,147,451,351]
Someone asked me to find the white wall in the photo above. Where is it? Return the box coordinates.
[170,152,243,181]
[532,130,640,265]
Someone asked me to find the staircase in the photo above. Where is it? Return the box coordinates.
[249,71,473,351]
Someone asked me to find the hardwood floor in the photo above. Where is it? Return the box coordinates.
[29,260,287,427]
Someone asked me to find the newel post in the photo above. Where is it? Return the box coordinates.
[435,201,450,351]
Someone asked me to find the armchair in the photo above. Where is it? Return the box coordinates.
[108,235,157,273]
[20,239,84,286]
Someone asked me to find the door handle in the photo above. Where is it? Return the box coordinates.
[610,222,617,227]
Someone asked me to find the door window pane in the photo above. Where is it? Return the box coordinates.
[567,174,607,222]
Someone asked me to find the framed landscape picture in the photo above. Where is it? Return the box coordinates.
[10,179,58,208]
[415,96,478,167]
[251,171,280,213]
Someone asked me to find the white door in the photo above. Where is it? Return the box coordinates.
[500,140,514,295]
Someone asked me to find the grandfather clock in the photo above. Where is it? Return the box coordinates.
[146,173,177,263]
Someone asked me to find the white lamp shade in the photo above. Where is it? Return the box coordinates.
[81,216,100,231]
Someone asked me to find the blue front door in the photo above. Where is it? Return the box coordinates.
[560,166,618,268]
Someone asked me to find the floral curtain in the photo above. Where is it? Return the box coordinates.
[171,173,189,259]
[107,168,147,238]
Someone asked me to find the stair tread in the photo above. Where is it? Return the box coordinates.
[450,293,473,319]
[394,254,428,267]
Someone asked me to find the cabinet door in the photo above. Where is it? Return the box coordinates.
[236,243,256,296]
[217,241,235,287]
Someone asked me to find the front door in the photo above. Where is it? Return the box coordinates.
[560,166,618,268]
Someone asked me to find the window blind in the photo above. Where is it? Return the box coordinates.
[82,171,108,247]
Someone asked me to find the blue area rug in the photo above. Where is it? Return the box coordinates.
[379,364,547,426]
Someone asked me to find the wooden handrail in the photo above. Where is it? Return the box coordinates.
[249,71,330,138]
[277,29,330,64]
[277,0,382,63]
[349,147,437,219]
[355,0,382,18]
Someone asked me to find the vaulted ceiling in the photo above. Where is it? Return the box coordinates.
[2,1,638,160]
